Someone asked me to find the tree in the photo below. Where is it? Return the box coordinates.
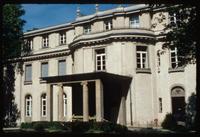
[151,4,199,132]
[1,4,26,131]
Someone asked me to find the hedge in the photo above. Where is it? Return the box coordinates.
[20,121,128,133]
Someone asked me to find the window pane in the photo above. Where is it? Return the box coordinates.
[25,65,32,81]
[41,63,48,77]
[58,60,66,75]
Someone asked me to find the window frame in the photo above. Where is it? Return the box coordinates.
[42,35,49,48]
[130,15,140,28]
[104,19,113,30]
[59,32,66,45]
[41,62,49,78]
[63,93,67,117]
[136,46,148,69]
[41,94,47,117]
[95,49,106,71]
[159,97,163,113]
[25,64,32,82]
[25,95,32,117]
[58,59,66,76]
[83,24,91,34]
[170,47,179,69]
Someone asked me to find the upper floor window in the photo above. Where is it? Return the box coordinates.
[104,19,113,30]
[157,50,161,72]
[59,32,66,45]
[25,95,32,117]
[136,46,148,69]
[58,60,66,76]
[130,15,140,28]
[41,94,47,117]
[95,49,106,71]
[42,36,49,48]
[169,12,181,27]
[25,64,32,81]
[170,47,183,69]
[63,93,67,117]
[41,62,48,77]
[83,25,91,34]
[27,39,33,50]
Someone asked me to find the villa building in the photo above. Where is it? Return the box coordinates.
[12,4,196,127]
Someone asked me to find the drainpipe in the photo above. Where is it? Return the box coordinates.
[129,85,133,126]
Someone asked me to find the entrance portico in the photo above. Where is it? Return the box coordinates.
[42,72,132,125]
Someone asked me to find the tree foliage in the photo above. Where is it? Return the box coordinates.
[1,4,26,130]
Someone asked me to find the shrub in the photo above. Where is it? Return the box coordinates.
[33,122,45,132]
[161,113,177,130]
[20,122,33,129]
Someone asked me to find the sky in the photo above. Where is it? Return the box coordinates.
[21,4,130,32]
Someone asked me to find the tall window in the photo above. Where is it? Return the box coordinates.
[170,47,180,68]
[130,15,140,28]
[59,32,66,45]
[136,46,148,68]
[42,36,49,48]
[41,62,48,77]
[157,50,161,71]
[41,94,47,117]
[169,12,180,27]
[95,49,106,71]
[83,25,91,34]
[159,98,162,113]
[58,60,66,76]
[25,95,32,117]
[63,93,67,117]
[104,19,113,30]
[25,64,32,81]
[27,39,33,50]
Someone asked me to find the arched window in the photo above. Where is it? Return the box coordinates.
[25,95,32,117]
[41,93,47,117]
[63,93,67,117]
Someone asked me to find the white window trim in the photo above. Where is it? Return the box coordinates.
[63,93,67,117]
[96,53,106,71]
[137,51,148,69]
[170,47,179,68]
[130,15,140,28]
[42,36,49,48]
[104,20,113,30]
[84,25,91,34]
[59,33,66,45]
[41,94,47,117]
[25,96,32,117]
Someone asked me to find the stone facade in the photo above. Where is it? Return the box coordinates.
[12,4,196,127]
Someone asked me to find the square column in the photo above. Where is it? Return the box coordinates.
[81,81,89,122]
[95,79,104,122]
[47,84,53,121]
[58,84,64,121]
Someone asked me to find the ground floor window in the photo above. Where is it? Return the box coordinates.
[25,95,32,117]
[41,93,47,117]
[63,93,67,117]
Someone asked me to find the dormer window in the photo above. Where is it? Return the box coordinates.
[83,25,91,34]
[169,12,181,27]
[130,15,140,28]
[42,36,49,48]
[104,19,113,30]
[59,32,66,45]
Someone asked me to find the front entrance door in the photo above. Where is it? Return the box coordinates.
[171,87,185,122]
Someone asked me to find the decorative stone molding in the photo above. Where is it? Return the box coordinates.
[136,68,151,74]
[168,67,185,73]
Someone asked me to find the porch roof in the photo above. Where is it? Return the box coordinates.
[41,71,132,85]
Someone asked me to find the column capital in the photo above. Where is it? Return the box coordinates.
[81,81,88,86]
[57,83,63,87]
